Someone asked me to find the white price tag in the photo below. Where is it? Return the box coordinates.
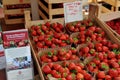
[64,1,83,23]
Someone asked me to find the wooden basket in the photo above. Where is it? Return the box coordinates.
[3,0,31,24]
[24,9,120,80]
[98,11,120,40]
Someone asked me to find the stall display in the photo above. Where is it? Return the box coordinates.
[0,0,120,80]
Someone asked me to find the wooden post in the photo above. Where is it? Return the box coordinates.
[30,0,39,20]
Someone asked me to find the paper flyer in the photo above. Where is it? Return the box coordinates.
[3,29,34,80]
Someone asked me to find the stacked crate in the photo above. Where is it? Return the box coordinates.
[96,0,120,13]
[3,0,31,24]
[38,0,93,20]
[103,0,120,11]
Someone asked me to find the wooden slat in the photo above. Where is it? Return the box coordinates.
[38,10,48,19]
[4,18,24,24]
[44,0,76,4]
[103,0,120,7]
[101,6,111,13]
[38,0,49,14]
[4,8,31,15]
[3,0,30,5]
[50,8,64,15]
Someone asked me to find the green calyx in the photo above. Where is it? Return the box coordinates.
[47,52,53,57]
[73,38,78,41]
[113,49,120,55]
[89,22,93,26]
[101,64,109,70]
[71,69,77,74]
[90,49,95,54]
[48,36,53,40]
[91,63,96,67]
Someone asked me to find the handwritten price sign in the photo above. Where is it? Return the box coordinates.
[64,1,83,23]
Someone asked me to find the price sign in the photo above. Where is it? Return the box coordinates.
[64,1,83,23]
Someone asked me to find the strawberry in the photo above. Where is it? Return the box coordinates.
[82,46,89,54]
[68,62,76,70]
[38,35,44,41]
[69,25,75,32]
[111,62,119,68]
[42,65,51,74]
[37,42,43,48]
[45,21,50,28]
[75,66,82,73]
[108,51,116,59]
[52,55,58,62]
[105,75,112,80]
[84,72,92,80]
[31,30,37,36]
[98,52,104,61]
[102,46,109,52]
[41,25,48,31]
[97,71,106,79]
[79,26,86,31]
[76,73,84,79]
[66,74,72,80]
[111,44,119,49]
[109,69,118,78]
[53,64,61,71]
[48,63,53,68]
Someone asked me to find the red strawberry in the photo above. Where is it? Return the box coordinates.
[37,42,43,48]
[58,67,65,73]
[97,71,106,79]
[42,65,51,74]
[75,66,82,73]
[31,30,37,36]
[108,51,116,59]
[84,72,92,80]
[45,21,50,28]
[98,52,104,60]
[48,63,53,68]
[52,55,58,62]
[102,46,109,52]
[111,44,119,49]
[53,64,61,71]
[79,26,86,31]
[109,69,118,78]
[76,73,84,79]
[38,35,44,41]
[82,47,89,53]
[111,62,119,68]
[105,75,112,80]
[66,74,72,80]
[41,25,48,31]
[60,34,66,40]
[68,62,76,70]
[34,26,40,30]
[69,25,75,32]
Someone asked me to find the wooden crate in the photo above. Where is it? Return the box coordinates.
[38,0,93,20]
[3,0,31,24]
[103,0,120,11]
[24,11,65,80]
[24,10,120,80]
[98,11,120,40]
